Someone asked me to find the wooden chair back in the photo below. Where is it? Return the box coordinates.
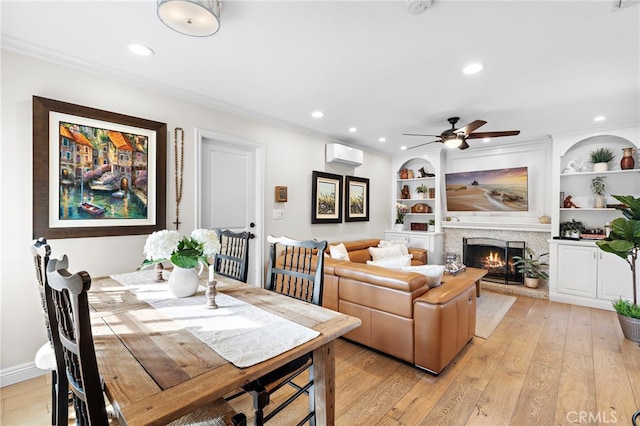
[214,229,251,282]
[265,235,327,305]
[45,256,110,425]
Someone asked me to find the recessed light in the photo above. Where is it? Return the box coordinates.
[463,62,484,75]
[128,43,154,56]
[594,115,606,122]
[349,127,357,133]
[400,146,407,150]
[378,137,386,143]
[311,110,325,118]
[482,137,491,143]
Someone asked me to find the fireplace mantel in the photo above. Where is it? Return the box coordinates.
[442,222,551,233]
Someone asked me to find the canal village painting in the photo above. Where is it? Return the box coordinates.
[57,121,150,221]
[33,96,166,239]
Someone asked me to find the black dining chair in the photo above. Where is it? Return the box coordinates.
[239,235,327,425]
[214,229,251,283]
[45,255,247,426]
[31,237,66,426]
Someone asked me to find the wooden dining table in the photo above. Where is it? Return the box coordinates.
[88,272,361,426]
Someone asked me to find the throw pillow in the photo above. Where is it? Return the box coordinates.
[368,245,410,261]
[377,240,409,255]
[399,265,446,287]
[329,243,351,261]
[366,254,412,269]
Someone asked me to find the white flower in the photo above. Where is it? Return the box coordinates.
[191,229,221,257]
[143,230,180,261]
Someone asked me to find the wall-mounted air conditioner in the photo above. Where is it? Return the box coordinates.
[325,143,363,167]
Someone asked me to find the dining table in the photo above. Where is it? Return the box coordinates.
[88,269,361,426]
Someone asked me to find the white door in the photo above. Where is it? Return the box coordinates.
[197,129,264,287]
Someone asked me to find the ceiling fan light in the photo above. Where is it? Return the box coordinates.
[444,134,464,148]
[157,0,221,37]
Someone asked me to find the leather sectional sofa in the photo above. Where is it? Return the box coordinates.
[318,239,485,374]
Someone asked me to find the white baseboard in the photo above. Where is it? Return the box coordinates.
[0,361,48,387]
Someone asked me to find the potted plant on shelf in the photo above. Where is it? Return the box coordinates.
[589,147,615,172]
[428,219,435,232]
[416,184,428,199]
[395,203,409,231]
[590,176,606,208]
[595,194,640,342]
[513,247,549,289]
[560,219,586,238]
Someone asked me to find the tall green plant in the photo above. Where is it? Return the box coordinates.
[595,195,640,316]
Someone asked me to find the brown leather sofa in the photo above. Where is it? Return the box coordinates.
[319,239,480,374]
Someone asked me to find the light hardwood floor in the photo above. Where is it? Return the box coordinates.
[2,295,639,425]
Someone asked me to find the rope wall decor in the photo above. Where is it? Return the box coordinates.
[174,127,185,230]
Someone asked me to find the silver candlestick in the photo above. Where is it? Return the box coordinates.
[154,263,165,282]
[206,280,218,309]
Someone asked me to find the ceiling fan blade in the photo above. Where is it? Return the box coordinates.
[466,130,520,139]
[402,133,441,137]
[406,140,439,150]
[458,140,470,150]
[454,120,486,135]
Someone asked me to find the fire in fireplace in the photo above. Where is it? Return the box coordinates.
[463,237,525,285]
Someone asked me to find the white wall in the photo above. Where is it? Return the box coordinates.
[0,50,391,384]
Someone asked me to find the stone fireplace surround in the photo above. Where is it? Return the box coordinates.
[443,227,552,299]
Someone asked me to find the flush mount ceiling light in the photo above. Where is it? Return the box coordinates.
[157,0,221,37]
[311,110,325,118]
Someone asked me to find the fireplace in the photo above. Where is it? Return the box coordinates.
[463,237,525,285]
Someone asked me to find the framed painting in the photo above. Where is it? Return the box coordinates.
[345,175,369,222]
[32,96,167,239]
[311,171,343,224]
[275,186,288,202]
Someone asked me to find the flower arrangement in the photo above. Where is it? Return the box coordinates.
[139,229,221,269]
[395,203,409,224]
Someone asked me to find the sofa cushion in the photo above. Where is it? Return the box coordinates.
[368,245,408,262]
[399,265,445,287]
[378,239,409,255]
[366,254,412,268]
[329,243,351,261]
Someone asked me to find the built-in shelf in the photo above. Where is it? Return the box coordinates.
[560,169,639,178]
[441,222,552,232]
[559,208,618,211]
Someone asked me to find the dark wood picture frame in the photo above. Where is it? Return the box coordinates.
[275,186,288,202]
[311,171,343,224]
[32,96,167,239]
[345,175,369,222]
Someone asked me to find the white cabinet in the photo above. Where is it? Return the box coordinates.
[384,231,443,265]
[550,240,636,310]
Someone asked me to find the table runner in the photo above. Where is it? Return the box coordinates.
[109,270,319,368]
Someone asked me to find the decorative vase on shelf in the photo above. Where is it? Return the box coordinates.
[168,262,204,297]
[394,223,404,231]
[594,195,606,209]
[621,147,636,170]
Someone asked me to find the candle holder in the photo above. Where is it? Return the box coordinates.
[206,280,218,309]
[154,263,165,282]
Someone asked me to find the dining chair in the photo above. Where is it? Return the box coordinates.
[31,237,66,426]
[240,235,327,425]
[214,229,251,283]
[45,255,247,426]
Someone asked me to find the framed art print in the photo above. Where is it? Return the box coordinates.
[32,96,167,239]
[345,175,369,222]
[311,171,343,224]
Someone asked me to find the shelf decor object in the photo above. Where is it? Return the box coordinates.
[621,147,637,170]
[589,147,615,172]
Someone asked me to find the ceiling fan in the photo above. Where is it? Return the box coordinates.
[403,117,520,150]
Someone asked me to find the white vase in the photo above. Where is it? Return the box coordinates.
[594,195,605,208]
[168,262,204,297]
[394,223,404,231]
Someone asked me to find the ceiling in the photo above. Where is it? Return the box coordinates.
[2,1,639,155]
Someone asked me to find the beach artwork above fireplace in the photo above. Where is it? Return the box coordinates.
[445,166,528,212]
